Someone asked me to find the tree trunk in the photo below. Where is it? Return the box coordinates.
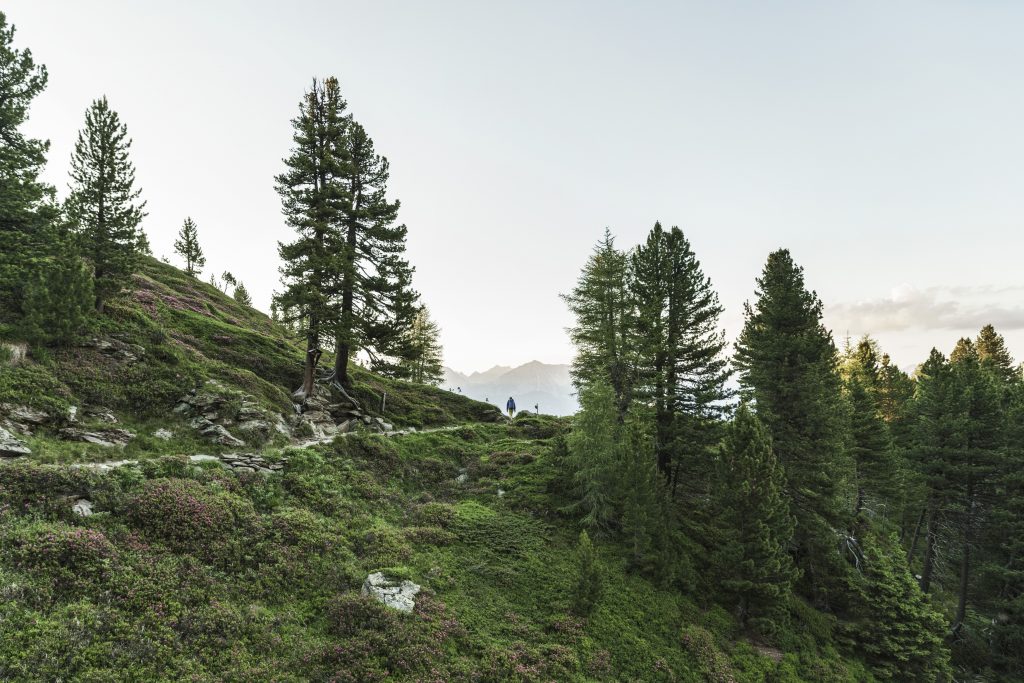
[920,504,937,593]
[953,488,975,635]
[906,506,926,565]
[301,315,320,398]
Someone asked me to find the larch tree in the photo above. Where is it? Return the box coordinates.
[400,305,444,385]
[629,222,732,489]
[562,229,634,415]
[0,11,55,313]
[275,77,350,399]
[733,249,852,600]
[66,96,147,312]
[712,403,799,634]
[173,217,205,276]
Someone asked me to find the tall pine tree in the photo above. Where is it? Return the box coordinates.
[733,249,852,601]
[629,222,732,488]
[712,404,799,634]
[276,77,350,398]
[67,96,147,312]
[398,305,444,385]
[0,11,54,314]
[333,119,417,387]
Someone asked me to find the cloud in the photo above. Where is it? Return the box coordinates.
[826,284,1024,334]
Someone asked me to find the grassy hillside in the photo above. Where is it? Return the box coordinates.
[0,259,877,681]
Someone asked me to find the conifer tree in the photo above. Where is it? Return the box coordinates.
[733,249,852,596]
[712,404,799,633]
[332,119,418,388]
[276,77,350,398]
[233,282,252,306]
[399,305,444,385]
[173,217,205,276]
[572,530,603,615]
[66,96,147,312]
[20,245,93,346]
[976,324,1017,383]
[629,222,732,486]
[847,533,951,682]
[563,230,634,414]
[0,11,55,313]
[566,380,621,531]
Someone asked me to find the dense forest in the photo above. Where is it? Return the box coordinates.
[2,8,1023,681]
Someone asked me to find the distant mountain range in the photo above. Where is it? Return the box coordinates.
[442,361,578,416]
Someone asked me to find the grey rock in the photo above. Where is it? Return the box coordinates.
[59,427,135,447]
[72,499,94,517]
[0,426,31,457]
[83,407,118,424]
[361,572,421,613]
[153,428,174,440]
[199,424,245,447]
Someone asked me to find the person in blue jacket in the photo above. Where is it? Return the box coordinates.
[506,396,516,417]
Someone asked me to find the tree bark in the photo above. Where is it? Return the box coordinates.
[906,506,926,565]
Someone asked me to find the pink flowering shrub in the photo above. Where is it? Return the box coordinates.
[124,478,255,557]
[4,522,117,593]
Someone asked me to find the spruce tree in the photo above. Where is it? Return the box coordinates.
[0,11,54,313]
[332,119,417,388]
[66,96,147,312]
[399,305,444,385]
[563,230,634,414]
[276,77,350,398]
[629,222,732,487]
[173,216,205,276]
[20,245,93,346]
[733,249,852,599]
[712,404,799,634]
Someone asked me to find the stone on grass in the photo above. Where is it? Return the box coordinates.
[361,572,421,613]
[72,499,94,517]
[0,426,31,458]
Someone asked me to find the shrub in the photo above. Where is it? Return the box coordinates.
[4,522,116,593]
[573,530,603,616]
[124,478,255,556]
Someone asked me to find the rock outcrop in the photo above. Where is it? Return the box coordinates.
[0,426,31,458]
[361,572,421,613]
[59,427,136,447]
[174,380,289,447]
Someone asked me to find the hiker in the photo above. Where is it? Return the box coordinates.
[534,403,539,413]
[506,396,516,417]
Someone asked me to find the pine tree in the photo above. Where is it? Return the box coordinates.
[629,222,732,487]
[0,11,55,313]
[712,404,799,634]
[233,282,252,306]
[399,305,444,385]
[563,230,634,414]
[976,324,1017,383]
[20,244,94,346]
[733,249,852,598]
[566,380,621,531]
[276,77,351,398]
[846,532,951,682]
[173,217,205,276]
[332,118,418,388]
[66,96,147,312]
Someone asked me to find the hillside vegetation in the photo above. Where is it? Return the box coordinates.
[1,259,875,682]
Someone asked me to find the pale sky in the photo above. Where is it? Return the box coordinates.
[8,1,1024,374]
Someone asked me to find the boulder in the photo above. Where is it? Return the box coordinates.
[0,426,31,458]
[361,572,421,613]
[72,499,94,517]
[198,423,245,447]
[153,428,174,440]
[82,407,119,424]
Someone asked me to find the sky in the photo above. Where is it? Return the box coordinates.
[8,1,1024,374]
